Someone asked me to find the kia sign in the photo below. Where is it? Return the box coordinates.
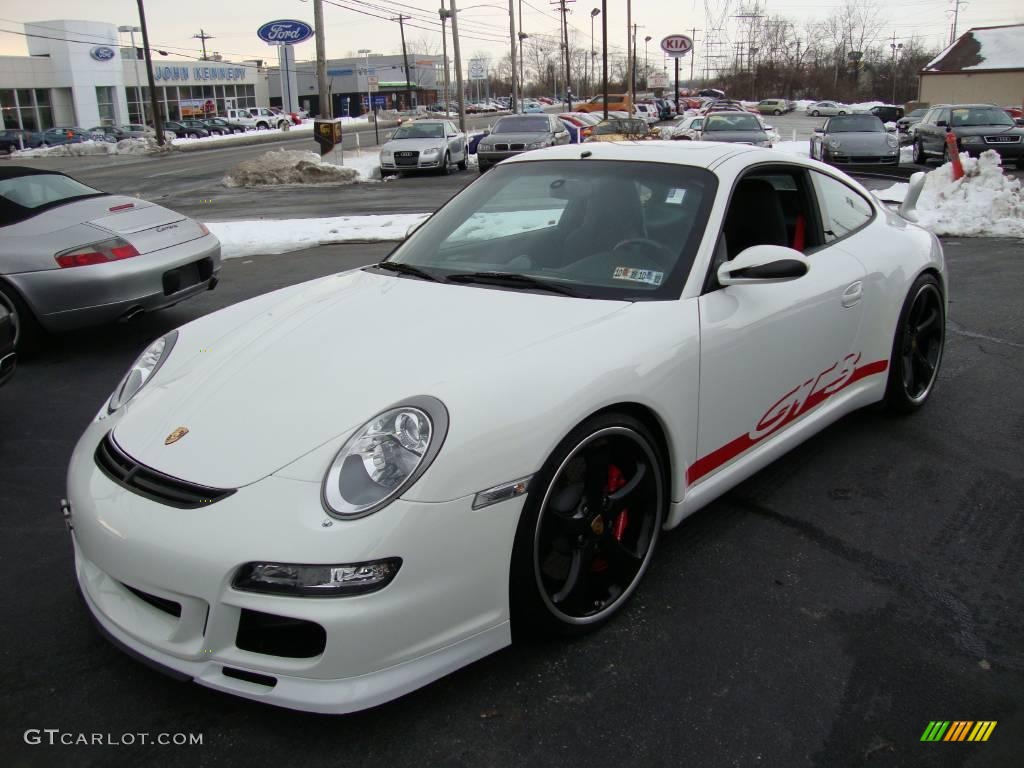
[256,20,314,45]
[90,46,115,62]
[660,35,693,58]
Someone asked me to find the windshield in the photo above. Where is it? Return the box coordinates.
[494,116,550,134]
[907,109,927,118]
[0,172,105,225]
[384,160,716,300]
[704,114,761,131]
[392,123,445,139]
[950,107,1013,127]
[829,115,884,132]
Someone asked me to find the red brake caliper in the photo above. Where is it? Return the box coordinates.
[607,465,629,542]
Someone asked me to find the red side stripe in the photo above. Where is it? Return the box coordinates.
[686,359,888,485]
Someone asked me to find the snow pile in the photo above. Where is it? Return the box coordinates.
[912,151,1024,238]
[774,140,810,157]
[849,101,884,113]
[223,150,362,187]
[12,138,166,157]
[206,213,431,259]
[169,120,315,147]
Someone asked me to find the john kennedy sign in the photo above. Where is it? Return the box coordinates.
[257,20,314,45]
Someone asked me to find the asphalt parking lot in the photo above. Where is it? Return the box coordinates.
[2,232,1022,766]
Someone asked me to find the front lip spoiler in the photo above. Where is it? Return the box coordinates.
[76,584,193,683]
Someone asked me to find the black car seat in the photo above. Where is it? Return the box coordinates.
[722,178,789,259]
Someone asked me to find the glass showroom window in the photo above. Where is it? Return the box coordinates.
[35,89,53,129]
[96,86,116,125]
[0,89,16,129]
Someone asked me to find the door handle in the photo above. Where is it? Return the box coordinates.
[841,281,863,307]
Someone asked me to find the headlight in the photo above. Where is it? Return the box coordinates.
[527,141,548,150]
[827,138,842,150]
[322,396,448,518]
[421,147,441,156]
[380,149,392,158]
[106,331,177,414]
[886,134,899,148]
[961,135,982,145]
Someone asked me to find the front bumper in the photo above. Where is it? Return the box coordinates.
[477,150,527,167]
[961,142,1024,161]
[380,154,445,171]
[67,420,520,713]
[9,235,221,333]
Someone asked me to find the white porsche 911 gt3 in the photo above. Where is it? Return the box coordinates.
[66,141,945,713]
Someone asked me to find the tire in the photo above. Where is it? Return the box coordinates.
[838,110,846,115]
[774,109,782,116]
[257,122,269,130]
[1018,156,1024,171]
[457,156,468,171]
[942,142,951,165]
[509,412,666,638]
[440,152,451,175]
[0,281,43,355]
[478,163,489,174]
[821,147,831,165]
[811,110,820,117]
[187,132,198,139]
[883,273,945,413]
[913,140,926,165]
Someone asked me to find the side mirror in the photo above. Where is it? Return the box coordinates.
[936,120,948,127]
[814,126,824,133]
[718,245,810,286]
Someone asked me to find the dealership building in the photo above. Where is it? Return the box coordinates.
[0,19,272,130]
[0,18,446,131]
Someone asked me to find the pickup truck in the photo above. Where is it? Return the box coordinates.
[224,108,291,131]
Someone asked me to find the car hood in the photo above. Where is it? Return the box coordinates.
[701,130,767,143]
[481,132,548,144]
[947,124,1023,137]
[382,137,445,152]
[112,269,628,488]
[826,131,891,151]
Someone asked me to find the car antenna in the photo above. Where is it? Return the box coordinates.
[580,150,592,159]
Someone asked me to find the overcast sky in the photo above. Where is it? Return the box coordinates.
[1,0,1022,77]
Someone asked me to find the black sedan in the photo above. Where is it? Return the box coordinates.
[181,118,225,136]
[476,115,572,172]
[203,117,246,134]
[162,121,210,139]
[698,112,772,147]
[0,129,44,154]
[912,104,1024,168]
[0,300,14,387]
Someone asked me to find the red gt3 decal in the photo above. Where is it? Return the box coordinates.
[687,354,888,485]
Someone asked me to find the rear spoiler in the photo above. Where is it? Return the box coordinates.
[898,171,926,222]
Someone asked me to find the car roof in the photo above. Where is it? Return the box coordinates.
[504,140,760,169]
[0,166,65,180]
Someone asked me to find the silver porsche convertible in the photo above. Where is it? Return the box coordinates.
[0,166,221,351]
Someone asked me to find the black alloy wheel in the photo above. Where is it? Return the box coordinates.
[0,282,42,354]
[913,139,926,165]
[440,152,451,175]
[812,110,820,116]
[885,274,945,412]
[511,414,665,635]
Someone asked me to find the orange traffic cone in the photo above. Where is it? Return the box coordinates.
[945,130,964,180]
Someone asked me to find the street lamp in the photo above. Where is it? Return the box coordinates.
[644,35,651,90]
[890,41,903,104]
[118,25,142,123]
[358,48,372,119]
[590,9,600,98]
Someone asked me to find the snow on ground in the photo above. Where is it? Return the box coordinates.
[222,149,381,187]
[206,213,430,259]
[11,138,168,157]
[910,151,1024,238]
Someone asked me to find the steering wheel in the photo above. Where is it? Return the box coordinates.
[613,238,676,268]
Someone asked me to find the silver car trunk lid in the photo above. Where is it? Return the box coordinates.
[85,195,203,254]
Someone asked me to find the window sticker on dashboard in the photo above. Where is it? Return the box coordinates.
[665,188,687,205]
[613,267,664,286]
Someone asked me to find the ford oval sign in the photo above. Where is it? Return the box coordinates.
[660,35,693,58]
[90,46,116,62]
[257,20,314,45]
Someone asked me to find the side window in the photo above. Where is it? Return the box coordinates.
[811,172,873,244]
[937,108,950,125]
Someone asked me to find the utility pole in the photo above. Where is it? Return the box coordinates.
[626,0,632,110]
[518,0,526,104]
[554,0,572,110]
[949,0,964,44]
[508,0,518,112]
[690,27,701,85]
[601,0,607,119]
[314,0,331,117]
[449,0,466,132]
[192,28,214,60]
[439,8,452,113]
[890,33,903,104]
[644,35,651,90]
[392,16,413,109]
[632,24,638,103]
[136,0,164,144]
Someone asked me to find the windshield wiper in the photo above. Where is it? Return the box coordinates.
[445,271,584,297]
[372,261,440,282]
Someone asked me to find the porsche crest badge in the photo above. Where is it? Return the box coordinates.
[165,427,189,445]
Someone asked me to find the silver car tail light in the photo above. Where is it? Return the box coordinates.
[55,237,140,268]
